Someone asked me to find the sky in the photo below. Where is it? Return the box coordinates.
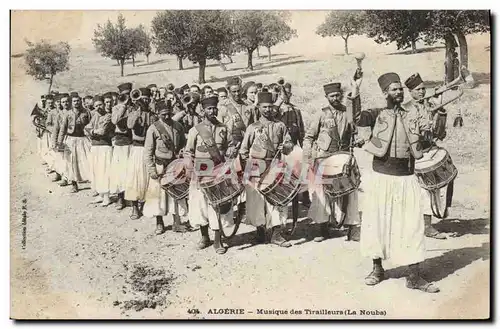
[11,10,331,55]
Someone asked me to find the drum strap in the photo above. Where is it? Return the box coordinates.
[226,100,247,131]
[154,121,176,152]
[195,123,225,166]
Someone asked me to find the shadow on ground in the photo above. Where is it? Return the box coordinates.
[387,46,446,56]
[385,242,490,282]
[434,217,490,237]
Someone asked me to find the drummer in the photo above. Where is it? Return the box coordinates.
[184,95,234,254]
[143,101,189,235]
[404,73,449,240]
[302,81,361,242]
[239,91,295,247]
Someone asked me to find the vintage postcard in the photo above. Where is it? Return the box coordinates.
[10,10,491,319]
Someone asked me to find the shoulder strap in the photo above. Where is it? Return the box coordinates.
[254,121,276,153]
[195,123,224,165]
[153,120,175,151]
[226,101,247,130]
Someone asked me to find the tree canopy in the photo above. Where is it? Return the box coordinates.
[24,39,71,93]
[316,11,366,55]
[261,12,297,61]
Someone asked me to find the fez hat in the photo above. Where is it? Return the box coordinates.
[216,87,227,94]
[174,88,184,95]
[378,73,401,91]
[41,95,46,99]
[257,92,274,105]
[323,83,341,95]
[256,83,263,88]
[181,84,190,91]
[157,101,172,114]
[117,82,133,94]
[51,90,59,95]
[45,94,54,100]
[84,94,93,100]
[139,87,151,98]
[93,95,104,103]
[59,93,70,99]
[102,92,112,99]
[242,81,255,93]
[147,84,157,89]
[226,77,241,87]
[166,83,175,91]
[201,96,219,109]
[404,73,424,90]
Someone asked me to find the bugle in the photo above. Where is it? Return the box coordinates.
[130,88,142,102]
[422,73,465,112]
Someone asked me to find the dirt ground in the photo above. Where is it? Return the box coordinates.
[10,32,490,319]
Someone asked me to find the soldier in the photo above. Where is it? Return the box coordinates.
[85,95,114,206]
[125,87,158,220]
[302,81,361,242]
[57,92,92,193]
[110,82,134,210]
[147,84,159,101]
[404,73,449,240]
[42,94,57,174]
[239,92,294,247]
[274,83,310,207]
[83,95,94,114]
[354,72,439,293]
[181,84,190,94]
[143,102,189,235]
[173,92,203,133]
[51,93,71,185]
[33,94,49,165]
[184,96,234,254]
[216,87,228,103]
[201,85,214,99]
[190,84,201,95]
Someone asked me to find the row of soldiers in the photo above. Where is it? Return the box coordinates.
[34,70,449,293]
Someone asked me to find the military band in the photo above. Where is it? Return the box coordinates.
[31,59,461,294]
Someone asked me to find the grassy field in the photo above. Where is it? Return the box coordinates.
[10,32,490,319]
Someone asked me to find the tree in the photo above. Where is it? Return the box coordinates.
[316,11,366,55]
[231,11,268,70]
[261,13,297,61]
[423,10,490,83]
[24,39,71,93]
[365,10,431,53]
[152,10,233,83]
[128,25,150,67]
[92,14,136,77]
[143,33,152,64]
[151,11,190,70]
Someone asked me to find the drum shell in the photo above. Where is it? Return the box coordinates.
[199,161,244,207]
[316,151,361,198]
[258,160,301,207]
[160,159,190,200]
[415,148,458,191]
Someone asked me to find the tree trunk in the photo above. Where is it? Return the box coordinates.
[343,36,349,55]
[116,59,120,65]
[226,54,233,63]
[411,39,417,53]
[177,56,184,70]
[120,59,125,77]
[267,46,272,62]
[146,54,149,64]
[198,58,207,84]
[256,47,260,58]
[247,48,254,70]
[444,33,455,83]
[132,55,135,67]
[48,75,53,93]
[455,30,468,70]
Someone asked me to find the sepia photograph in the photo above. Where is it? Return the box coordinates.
[9,9,491,320]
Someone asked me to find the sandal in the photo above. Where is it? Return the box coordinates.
[406,277,440,293]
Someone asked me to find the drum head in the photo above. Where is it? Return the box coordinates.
[415,147,448,170]
[259,161,287,189]
[162,159,185,185]
[317,152,351,176]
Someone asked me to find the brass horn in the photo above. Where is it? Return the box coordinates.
[130,88,142,102]
[182,93,192,106]
[421,73,465,111]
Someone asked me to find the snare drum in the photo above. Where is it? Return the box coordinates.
[414,147,457,219]
[160,159,190,200]
[258,160,301,207]
[199,160,244,208]
[414,147,458,191]
[316,152,361,198]
[284,145,308,193]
